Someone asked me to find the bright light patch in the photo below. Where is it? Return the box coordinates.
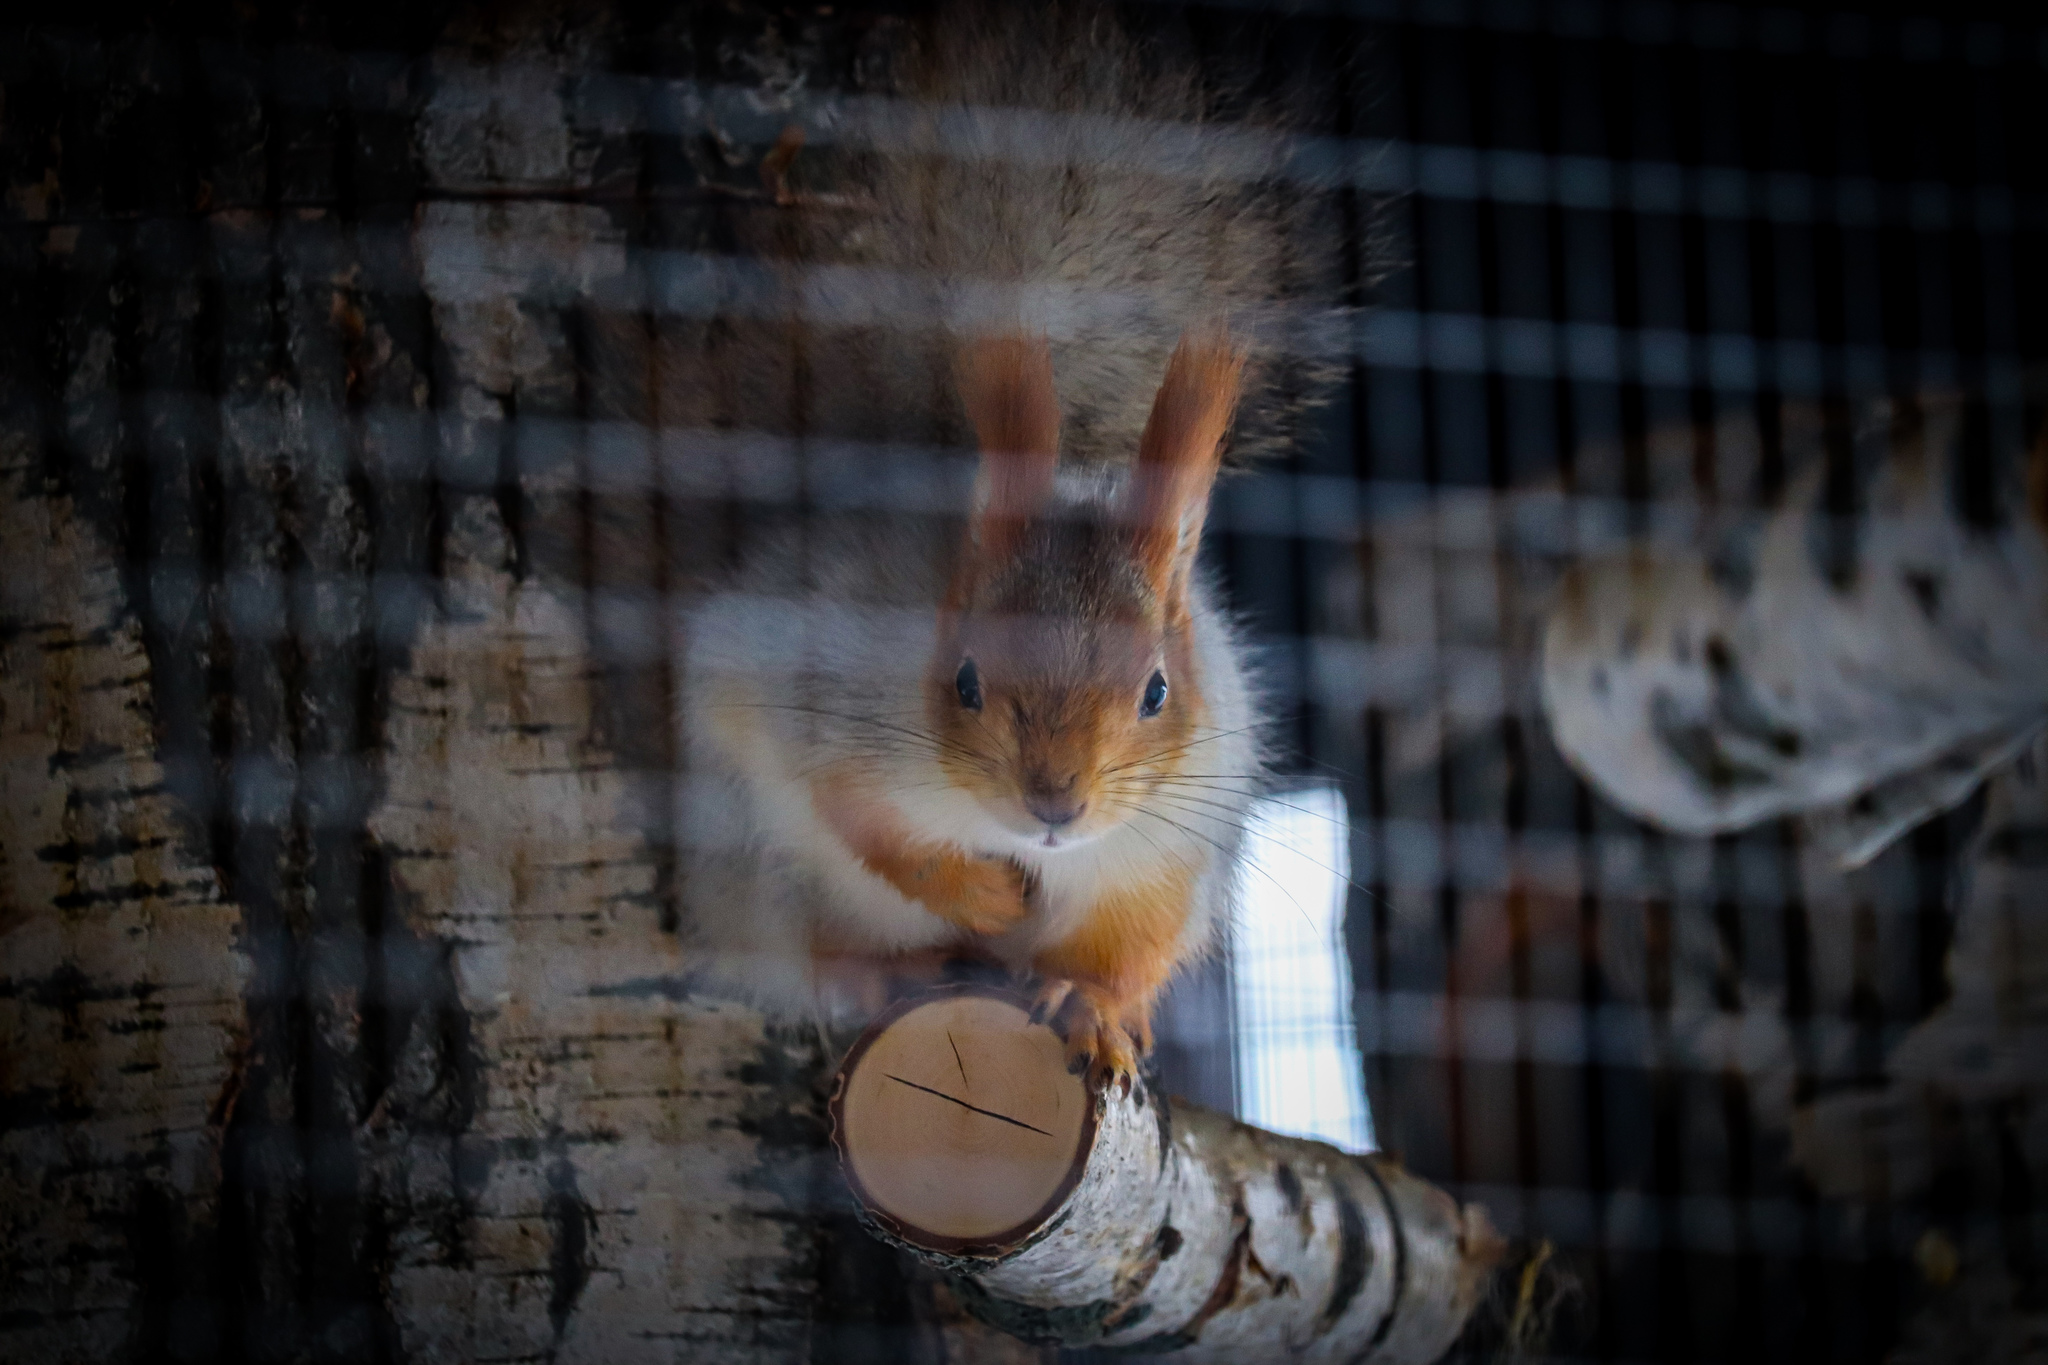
[1231,786,1374,1153]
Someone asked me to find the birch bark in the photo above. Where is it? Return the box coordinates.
[833,988,1501,1361]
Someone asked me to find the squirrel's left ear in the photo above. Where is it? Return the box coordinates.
[1124,330,1246,615]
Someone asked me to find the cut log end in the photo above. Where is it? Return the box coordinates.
[830,986,1096,1255]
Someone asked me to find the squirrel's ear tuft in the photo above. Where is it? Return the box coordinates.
[1125,329,1246,613]
[956,335,1062,572]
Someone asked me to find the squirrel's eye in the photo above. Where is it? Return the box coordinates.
[955,658,983,711]
[1139,670,1168,718]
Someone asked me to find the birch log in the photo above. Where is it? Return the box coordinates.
[1542,400,2048,865]
[0,450,250,1362]
[830,987,1500,1361]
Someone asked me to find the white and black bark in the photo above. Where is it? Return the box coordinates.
[1542,399,2048,867]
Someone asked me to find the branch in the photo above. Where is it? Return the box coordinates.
[829,985,1501,1361]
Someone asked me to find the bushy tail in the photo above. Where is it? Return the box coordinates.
[760,0,1345,466]
[566,1,1348,600]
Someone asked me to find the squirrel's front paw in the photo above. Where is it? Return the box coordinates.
[921,854,1032,935]
[1030,979,1152,1095]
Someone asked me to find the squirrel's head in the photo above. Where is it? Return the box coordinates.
[925,332,1245,850]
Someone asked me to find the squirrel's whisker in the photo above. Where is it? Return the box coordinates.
[1101,722,1269,776]
[1141,793,1374,900]
[1146,781,1354,832]
[1130,807,1324,933]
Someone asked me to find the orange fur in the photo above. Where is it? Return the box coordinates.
[926,605,1211,836]
[810,768,1031,935]
[808,325,1251,1089]
[1125,333,1247,614]
[926,332,1227,849]
[1031,867,1197,1088]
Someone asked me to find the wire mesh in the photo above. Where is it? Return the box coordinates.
[1,1,2043,1363]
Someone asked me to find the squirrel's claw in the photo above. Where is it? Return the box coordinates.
[1075,1025,1138,1094]
[1032,978,1143,1095]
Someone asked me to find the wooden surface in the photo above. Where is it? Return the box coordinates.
[834,989,1093,1251]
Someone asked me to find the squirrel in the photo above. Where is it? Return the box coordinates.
[669,2,1337,1089]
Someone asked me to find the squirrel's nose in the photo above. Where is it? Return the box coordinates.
[1023,772,1083,828]
[1025,794,1085,828]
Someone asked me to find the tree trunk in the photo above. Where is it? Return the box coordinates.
[1542,400,2048,866]
[0,450,250,1362]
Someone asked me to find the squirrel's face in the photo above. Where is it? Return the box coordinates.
[924,581,1206,850]
[933,329,1244,848]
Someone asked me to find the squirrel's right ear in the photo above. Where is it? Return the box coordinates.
[1124,330,1246,617]
[955,335,1061,569]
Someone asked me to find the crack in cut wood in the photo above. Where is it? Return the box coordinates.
[885,1074,1055,1137]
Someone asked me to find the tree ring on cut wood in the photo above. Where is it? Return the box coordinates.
[829,984,1097,1256]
